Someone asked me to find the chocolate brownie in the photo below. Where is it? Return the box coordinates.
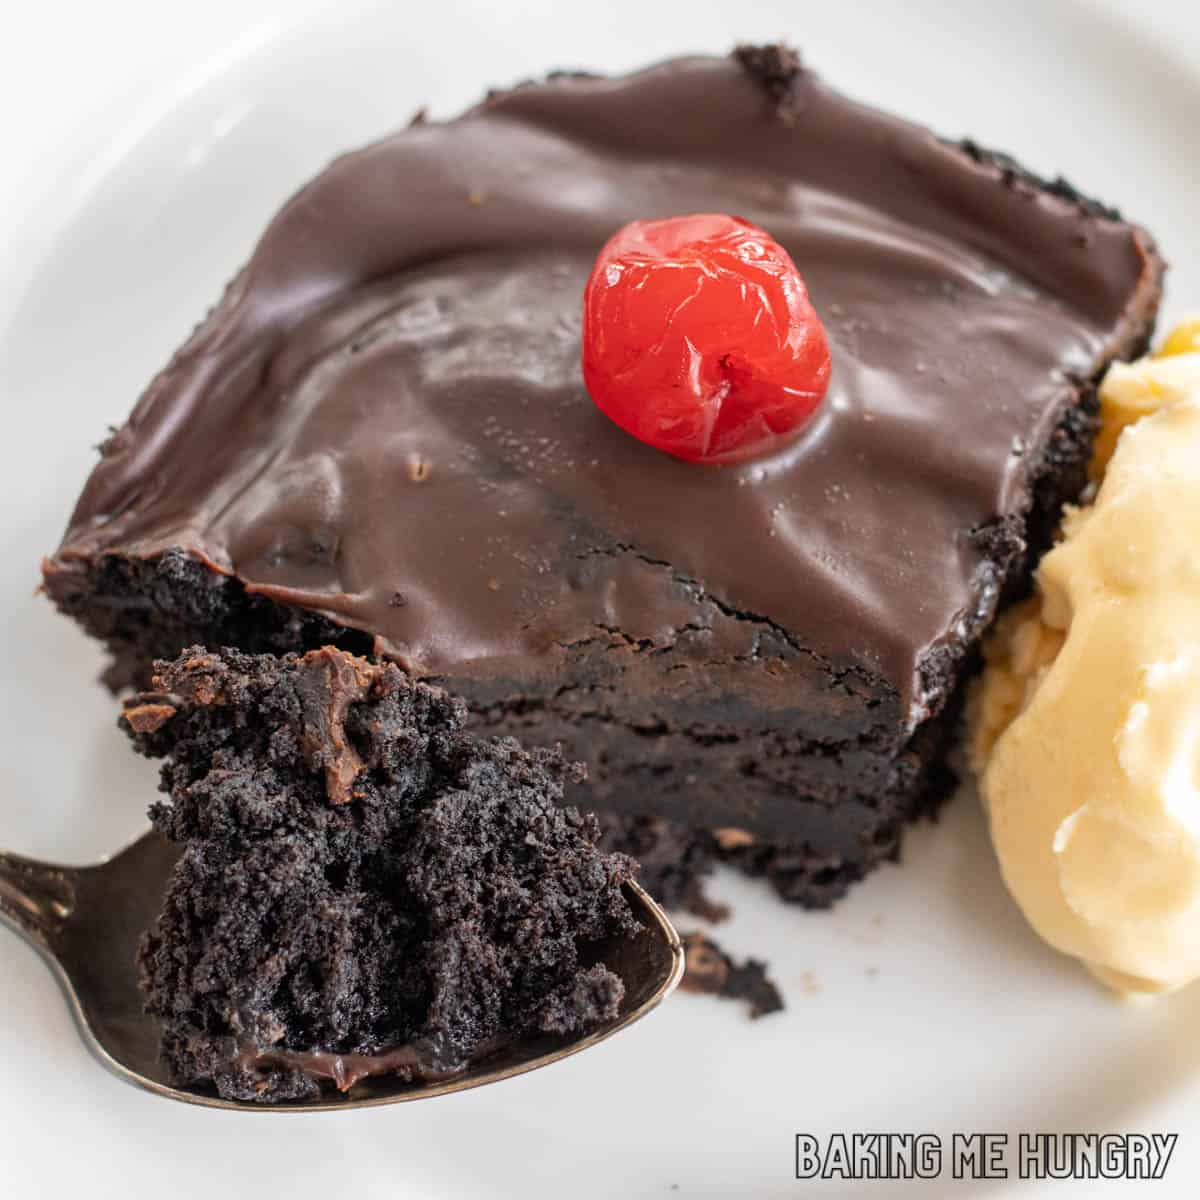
[46,45,1164,907]
[123,646,637,1103]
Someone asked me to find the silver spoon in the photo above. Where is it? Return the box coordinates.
[0,829,684,1112]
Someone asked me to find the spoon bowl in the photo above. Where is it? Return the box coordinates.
[0,829,684,1111]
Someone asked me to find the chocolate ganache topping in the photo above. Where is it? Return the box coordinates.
[50,48,1160,718]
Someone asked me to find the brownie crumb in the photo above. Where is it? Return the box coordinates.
[123,646,639,1103]
[678,932,783,1019]
[733,43,807,122]
[733,43,802,99]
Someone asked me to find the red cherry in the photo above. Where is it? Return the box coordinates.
[581,213,832,465]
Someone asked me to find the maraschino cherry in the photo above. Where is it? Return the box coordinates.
[582,213,831,464]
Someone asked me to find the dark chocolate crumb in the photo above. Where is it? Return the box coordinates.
[678,932,784,1019]
[732,42,803,107]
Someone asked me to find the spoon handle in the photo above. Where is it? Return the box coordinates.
[0,850,76,949]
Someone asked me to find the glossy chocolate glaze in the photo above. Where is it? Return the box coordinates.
[49,50,1160,722]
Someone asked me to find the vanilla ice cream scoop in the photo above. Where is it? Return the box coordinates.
[971,322,1200,994]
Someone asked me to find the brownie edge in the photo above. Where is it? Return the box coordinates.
[124,646,638,1103]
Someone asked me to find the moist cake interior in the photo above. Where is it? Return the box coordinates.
[125,646,637,1102]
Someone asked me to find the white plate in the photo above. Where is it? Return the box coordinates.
[2,2,1199,1196]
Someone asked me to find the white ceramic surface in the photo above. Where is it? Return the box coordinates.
[2,2,1198,1196]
